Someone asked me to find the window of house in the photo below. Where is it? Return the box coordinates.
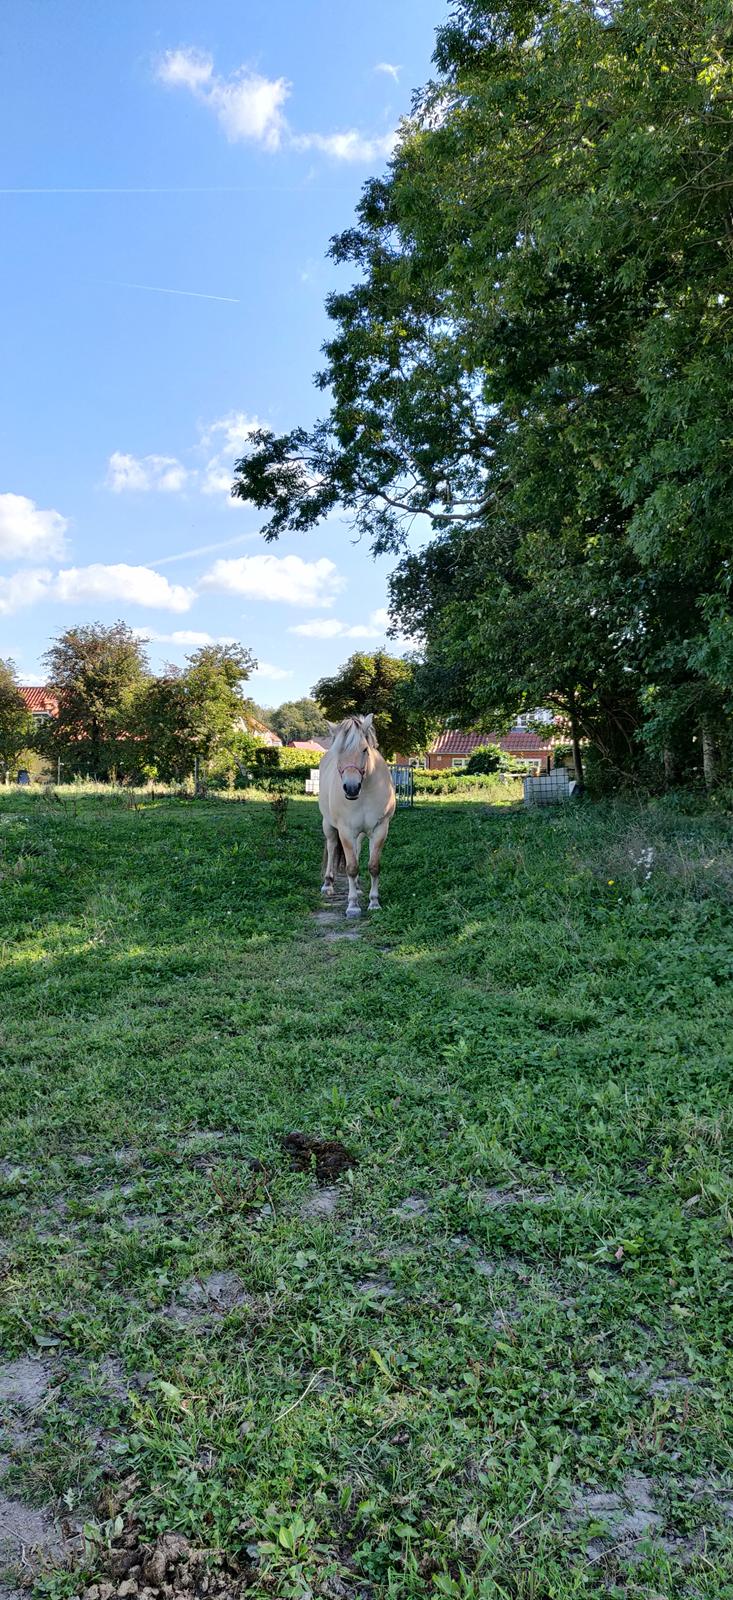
[451,757,468,769]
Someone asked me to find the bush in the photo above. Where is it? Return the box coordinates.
[254,746,324,771]
[248,761,315,792]
[413,770,521,797]
[465,743,503,775]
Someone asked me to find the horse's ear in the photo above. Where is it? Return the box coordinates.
[326,720,340,734]
[361,713,374,733]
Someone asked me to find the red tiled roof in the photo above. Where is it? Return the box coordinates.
[19,686,58,715]
[430,728,552,756]
[501,730,552,752]
[287,739,329,751]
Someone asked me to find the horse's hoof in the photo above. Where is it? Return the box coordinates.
[321,882,334,896]
[345,905,361,919]
[369,899,381,911]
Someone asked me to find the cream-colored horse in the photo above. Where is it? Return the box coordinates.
[319,714,396,917]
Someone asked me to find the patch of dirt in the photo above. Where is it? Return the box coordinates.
[0,1161,26,1187]
[324,928,361,942]
[393,1195,428,1218]
[93,1356,130,1403]
[0,1356,50,1409]
[356,1274,395,1300]
[567,1473,673,1561]
[0,1491,73,1568]
[476,1185,552,1209]
[112,1148,139,1169]
[165,1272,251,1328]
[181,1130,228,1151]
[120,1213,159,1233]
[313,909,342,926]
[300,1186,341,1220]
[283,1131,356,1182]
[649,1373,697,1396]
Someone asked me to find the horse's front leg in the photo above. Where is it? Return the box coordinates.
[341,834,362,918]
[367,817,390,910]
[321,825,338,896]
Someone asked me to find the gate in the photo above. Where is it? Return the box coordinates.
[390,764,414,808]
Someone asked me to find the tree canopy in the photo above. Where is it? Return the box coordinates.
[313,650,436,757]
[132,643,256,782]
[0,660,33,778]
[265,697,331,744]
[42,621,148,779]
[232,0,733,786]
[40,625,257,783]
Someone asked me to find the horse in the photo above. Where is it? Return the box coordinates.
[319,714,396,917]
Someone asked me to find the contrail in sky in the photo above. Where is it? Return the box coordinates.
[110,279,239,303]
[153,532,260,566]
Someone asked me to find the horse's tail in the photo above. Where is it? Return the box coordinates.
[322,837,347,876]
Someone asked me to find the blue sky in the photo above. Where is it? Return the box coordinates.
[0,0,442,704]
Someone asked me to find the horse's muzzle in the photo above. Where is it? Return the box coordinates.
[342,779,362,800]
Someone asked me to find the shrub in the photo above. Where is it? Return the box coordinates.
[413,770,521,797]
[254,746,324,771]
[465,743,503,775]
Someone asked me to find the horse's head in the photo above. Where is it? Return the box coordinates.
[331,713,377,800]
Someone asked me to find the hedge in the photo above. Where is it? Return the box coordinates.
[412,770,523,796]
[254,746,325,771]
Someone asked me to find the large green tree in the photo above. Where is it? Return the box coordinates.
[313,650,435,758]
[42,622,148,779]
[133,643,256,782]
[232,0,733,786]
[0,660,33,780]
[265,697,331,744]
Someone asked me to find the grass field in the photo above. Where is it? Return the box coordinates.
[1,789,732,1600]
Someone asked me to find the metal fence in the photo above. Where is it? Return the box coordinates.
[390,764,414,808]
[305,764,414,808]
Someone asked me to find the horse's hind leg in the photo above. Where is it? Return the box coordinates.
[367,818,390,910]
[321,825,338,896]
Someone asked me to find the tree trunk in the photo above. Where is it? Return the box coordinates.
[700,717,719,791]
[570,720,585,791]
[663,747,676,787]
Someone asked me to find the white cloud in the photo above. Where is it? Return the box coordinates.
[0,568,53,615]
[250,661,293,682]
[106,451,190,493]
[201,553,344,608]
[55,564,194,612]
[289,607,391,639]
[156,45,397,163]
[374,62,400,82]
[156,47,214,91]
[105,417,262,503]
[156,48,290,151]
[0,493,68,560]
[134,628,237,647]
[210,71,290,149]
[292,129,397,163]
[199,412,262,496]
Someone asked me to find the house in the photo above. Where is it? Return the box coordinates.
[427,727,554,774]
[19,687,59,723]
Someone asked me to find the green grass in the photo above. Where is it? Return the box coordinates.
[1,788,732,1599]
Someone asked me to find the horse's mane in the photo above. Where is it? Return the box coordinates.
[332,715,379,756]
